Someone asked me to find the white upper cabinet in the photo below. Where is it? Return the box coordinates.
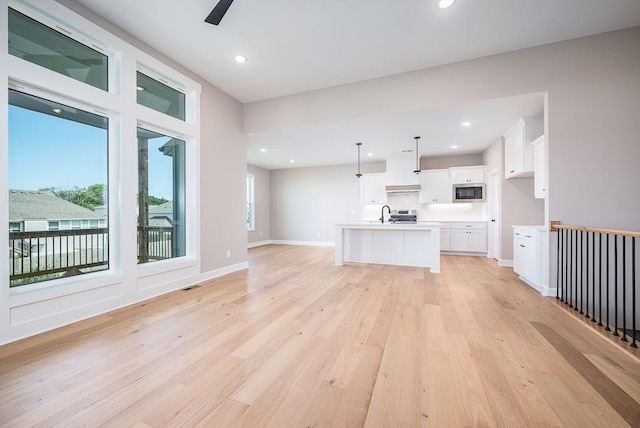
[386,155,419,186]
[449,166,486,184]
[360,173,387,204]
[419,169,452,204]
[503,117,544,179]
[532,136,546,199]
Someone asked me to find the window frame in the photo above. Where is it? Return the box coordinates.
[2,0,201,299]
[247,173,255,232]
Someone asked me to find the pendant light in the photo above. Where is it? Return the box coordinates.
[355,142,363,178]
[413,136,421,175]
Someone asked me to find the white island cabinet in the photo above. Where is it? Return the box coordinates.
[335,223,441,272]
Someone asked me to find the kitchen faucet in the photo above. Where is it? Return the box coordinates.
[381,205,391,223]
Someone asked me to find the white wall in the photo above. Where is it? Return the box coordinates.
[248,164,271,245]
[421,153,484,170]
[270,164,362,243]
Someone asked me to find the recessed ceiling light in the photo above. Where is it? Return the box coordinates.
[136,85,145,91]
[438,0,456,9]
[461,121,472,127]
[367,152,373,157]
[289,159,295,163]
[259,148,267,152]
[451,145,459,149]
[52,108,63,114]
[234,55,247,63]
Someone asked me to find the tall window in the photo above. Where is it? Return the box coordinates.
[247,174,255,231]
[8,89,109,286]
[137,128,186,264]
[8,8,109,91]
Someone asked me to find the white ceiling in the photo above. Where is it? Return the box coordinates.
[72,0,640,169]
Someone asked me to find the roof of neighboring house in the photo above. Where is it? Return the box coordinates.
[9,190,104,221]
[149,202,172,214]
[149,216,173,228]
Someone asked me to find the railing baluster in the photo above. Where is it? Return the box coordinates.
[591,231,596,322]
[632,237,637,348]
[606,233,611,332]
[614,235,619,337]
[585,230,589,317]
[621,236,627,342]
[563,229,567,304]
[573,230,582,312]
[569,229,573,308]
[557,228,562,301]
[598,232,603,327]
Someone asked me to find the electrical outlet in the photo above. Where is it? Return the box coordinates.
[226,250,231,258]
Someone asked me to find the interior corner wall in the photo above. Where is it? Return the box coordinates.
[483,138,544,261]
[248,164,271,244]
[270,164,362,243]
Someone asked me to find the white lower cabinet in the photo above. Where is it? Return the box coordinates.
[449,222,487,253]
[440,223,451,251]
[513,226,548,293]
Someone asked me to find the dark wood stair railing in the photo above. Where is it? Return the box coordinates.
[551,221,639,348]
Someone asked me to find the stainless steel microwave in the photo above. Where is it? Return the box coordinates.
[453,183,485,202]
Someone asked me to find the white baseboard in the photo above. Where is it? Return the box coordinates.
[498,259,513,267]
[248,240,271,248]
[269,240,335,247]
[199,261,249,282]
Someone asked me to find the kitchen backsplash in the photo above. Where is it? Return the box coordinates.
[361,192,488,222]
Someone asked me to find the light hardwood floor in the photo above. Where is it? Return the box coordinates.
[1,245,639,427]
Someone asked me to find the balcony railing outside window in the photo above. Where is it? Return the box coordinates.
[9,228,109,287]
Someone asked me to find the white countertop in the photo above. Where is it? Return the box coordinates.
[512,225,548,231]
[337,222,441,230]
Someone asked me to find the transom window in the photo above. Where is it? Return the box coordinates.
[137,72,185,121]
[8,7,108,91]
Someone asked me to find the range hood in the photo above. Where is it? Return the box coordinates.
[385,155,421,192]
[385,184,421,193]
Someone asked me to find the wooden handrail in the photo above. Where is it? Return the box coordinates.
[549,221,640,238]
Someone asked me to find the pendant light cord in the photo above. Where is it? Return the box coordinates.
[356,142,362,178]
[413,136,421,174]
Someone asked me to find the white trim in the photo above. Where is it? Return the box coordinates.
[498,259,513,267]
[199,262,249,282]
[270,240,335,247]
[248,240,271,248]
[442,251,487,257]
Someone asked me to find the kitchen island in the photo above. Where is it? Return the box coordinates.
[335,222,441,272]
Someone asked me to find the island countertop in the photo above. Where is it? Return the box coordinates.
[335,223,441,272]
[336,222,442,230]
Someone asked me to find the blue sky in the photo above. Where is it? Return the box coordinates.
[9,105,174,200]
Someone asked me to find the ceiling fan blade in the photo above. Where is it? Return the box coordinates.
[205,0,234,25]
